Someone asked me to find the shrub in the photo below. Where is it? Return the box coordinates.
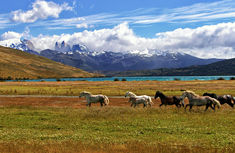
[121,78,127,81]
[174,78,181,81]
[56,78,61,82]
[114,78,119,81]
[217,77,225,80]
[230,77,235,80]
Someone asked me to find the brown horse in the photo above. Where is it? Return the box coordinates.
[203,93,234,108]
[154,91,183,107]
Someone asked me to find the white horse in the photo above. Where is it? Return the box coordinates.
[180,90,221,111]
[79,91,109,107]
[125,91,153,107]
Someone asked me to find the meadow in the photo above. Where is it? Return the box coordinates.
[0,80,235,153]
[0,80,235,96]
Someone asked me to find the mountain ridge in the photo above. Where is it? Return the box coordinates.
[107,58,235,76]
[0,46,100,79]
[0,39,223,73]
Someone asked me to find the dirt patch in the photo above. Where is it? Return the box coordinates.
[0,97,164,108]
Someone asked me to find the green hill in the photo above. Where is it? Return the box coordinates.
[0,46,100,79]
[109,58,235,76]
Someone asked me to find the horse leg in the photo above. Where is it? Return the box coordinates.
[227,102,234,108]
[131,102,134,107]
[209,104,215,111]
[134,103,137,108]
[143,103,146,108]
[189,105,193,111]
[87,102,91,107]
[185,104,189,110]
[100,102,103,107]
[204,104,209,111]
[159,103,163,107]
[175,103,181,108]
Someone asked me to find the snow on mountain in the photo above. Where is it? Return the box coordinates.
[0,39,35,51]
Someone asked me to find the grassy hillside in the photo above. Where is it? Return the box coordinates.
[0,46,101,79]
[108,58,235,76]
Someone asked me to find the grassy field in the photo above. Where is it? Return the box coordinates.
[0,80,235,152]
[0,106,234,153]
[0,80,235,96]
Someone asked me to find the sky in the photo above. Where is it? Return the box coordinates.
[1,0,235,58]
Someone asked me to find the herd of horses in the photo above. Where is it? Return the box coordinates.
[79,90,235,111]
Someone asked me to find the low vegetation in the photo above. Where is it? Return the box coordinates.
[0,80,234,152]
[0,80,235,96]
[0,106,234,153]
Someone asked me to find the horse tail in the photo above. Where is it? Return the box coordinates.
[210,98,221,109]
[103,95,109,105]
[147,97,153,106]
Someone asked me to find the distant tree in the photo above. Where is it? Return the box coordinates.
[7,76,12,80]
[230,77,235,80]
[114,78,119,81]
[121,78,127,81]
[217,77,225,80]
[174,78,181,81]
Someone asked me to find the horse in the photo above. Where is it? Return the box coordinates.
[79,91,109,107]
[203,92,234,108]
[154,91,183,108]
[125,91,153,107]
[128,97,148,108]
[181,90,221,111]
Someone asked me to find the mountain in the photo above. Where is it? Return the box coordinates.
[0,46,99,79]
[0,40,222,73]
[55,41,71,52]
[39,49,222,73]
[107,58,235,76]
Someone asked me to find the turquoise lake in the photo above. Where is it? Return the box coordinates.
[20,76,235,82]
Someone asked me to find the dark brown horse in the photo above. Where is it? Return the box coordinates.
[203,93,234,108]
[154,91,183,107]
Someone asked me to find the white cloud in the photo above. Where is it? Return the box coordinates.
[29,0,235,31]
[76,23,88,29]
[2,22,235,59]
[11,0,73,23]
[30,22,235,59]
[0,31,22,40]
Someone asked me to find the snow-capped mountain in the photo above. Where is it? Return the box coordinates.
[0,39,35,51]
[0,40,222,73]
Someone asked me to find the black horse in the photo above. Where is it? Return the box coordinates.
[154,91,183,107]
[203,92,234,108]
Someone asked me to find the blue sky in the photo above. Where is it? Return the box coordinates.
[0,0,231,37]
[1,0,235,59]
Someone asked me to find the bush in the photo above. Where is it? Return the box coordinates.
[230,77,235,80]
[217,77,225,80]
[121,78,127,81]
[174,78,181,81]
[56,78,61,82]
[114,78,119,81]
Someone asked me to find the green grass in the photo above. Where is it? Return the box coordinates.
[1,80,235,96]
[0,106,234,152]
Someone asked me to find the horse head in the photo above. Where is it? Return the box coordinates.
[124,91,130,97]
[79,91,90,98]
[125,91,136,98]
[154,91,162,99]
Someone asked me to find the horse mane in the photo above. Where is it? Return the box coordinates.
[80,91,91,95]
[184,90,200,97]
[127,91,137,97]
[155,91,166,97]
